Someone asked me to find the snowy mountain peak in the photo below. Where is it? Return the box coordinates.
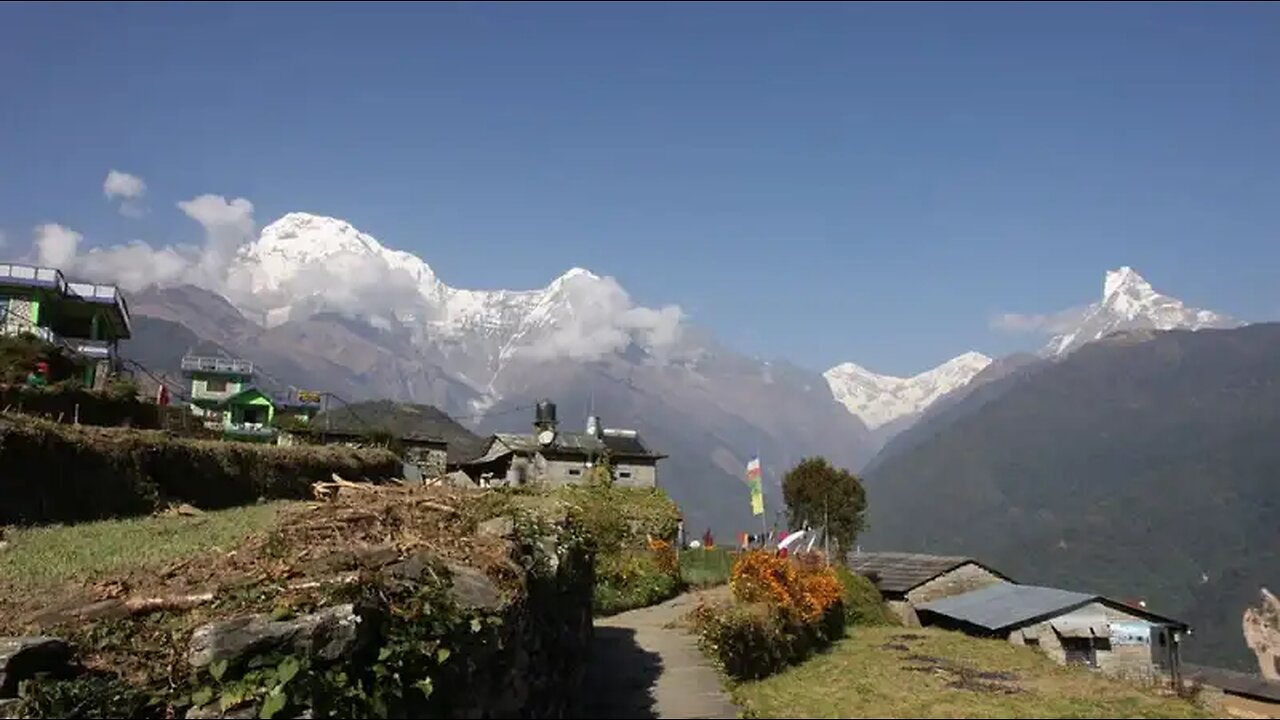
[1103,266,1151,300]
[824,352,992,429]
[1044,266,1237,357]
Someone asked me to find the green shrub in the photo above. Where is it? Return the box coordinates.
[833,565,898,626]
[557,484,683,615]
[691,600,845,681]
[594,548,683,615]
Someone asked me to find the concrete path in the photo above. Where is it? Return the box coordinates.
[576,587,739,719]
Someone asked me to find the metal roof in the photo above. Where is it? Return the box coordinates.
[848,552,1006,594]
[918,583,1097,631]
[489,430,663,460]
[1183,663,1280,703]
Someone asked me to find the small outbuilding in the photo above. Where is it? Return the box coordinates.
[848,551,1011,626]
[918,582,1189,679]
[1183,663,1280,718]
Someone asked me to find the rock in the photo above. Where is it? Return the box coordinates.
[0,698,22,719]
[478,516,515,539]
[353,545,400,569]
[185,702,259,719]
[188,605,362,670]
[386,551,435,582]
[0,637,72,697]
[1244,587,1280,680]
[446,563,504,611]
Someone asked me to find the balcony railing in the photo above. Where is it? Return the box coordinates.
[181,355,254,375]
[0,264,66,292]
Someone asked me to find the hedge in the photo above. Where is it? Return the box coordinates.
[0,414,402,525]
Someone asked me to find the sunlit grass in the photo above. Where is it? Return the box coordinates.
[733,626,1208,719]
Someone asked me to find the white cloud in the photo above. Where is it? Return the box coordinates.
[33,223,83,268]
[25,194,257,294]
[990,306,1088,334]
[103,170,146,199]
[518,272,685,361]
[103,170,149,217]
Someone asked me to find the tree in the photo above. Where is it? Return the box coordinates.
[781,457,867,559]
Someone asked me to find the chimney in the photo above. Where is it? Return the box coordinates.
[586,415,600,438]
[534,399,558,432]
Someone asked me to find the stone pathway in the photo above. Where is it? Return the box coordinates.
[576,587,739,719]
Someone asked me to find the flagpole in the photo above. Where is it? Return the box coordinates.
[758,448,767,543]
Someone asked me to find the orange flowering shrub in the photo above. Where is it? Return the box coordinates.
[730,551,843,622]
[647,536,679,579]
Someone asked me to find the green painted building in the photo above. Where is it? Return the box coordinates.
[0,263,132,387]
[183,355,277,440]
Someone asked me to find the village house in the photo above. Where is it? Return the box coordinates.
[0,263,132,388]
[918,582,1189,680]
[849,551,1011,626]
[182,354,277,440]
[277,426,449,480]
[462,400,665,488]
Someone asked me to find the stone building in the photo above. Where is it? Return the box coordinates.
[849,552,1010,626]
[462,401,665,488]
[918,582,1189,680]
[277,427,448,480]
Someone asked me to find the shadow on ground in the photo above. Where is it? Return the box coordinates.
[572,626,665,719]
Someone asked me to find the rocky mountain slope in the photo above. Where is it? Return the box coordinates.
[862,323,1280,668]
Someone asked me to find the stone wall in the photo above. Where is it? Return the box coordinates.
[613,461,656,489]
[905,563,1006,606]
[0,509,595,719]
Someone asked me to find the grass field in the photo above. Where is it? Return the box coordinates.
[732,626,1209,719]
[679,547,735,588]
[0,503,281,596]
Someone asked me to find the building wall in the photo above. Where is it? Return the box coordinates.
[190,375,247,401]
[613,461,657,488]
[1007,601,1165,679]
[1,296,40,336]
[888,600,921,628]
[905,563,1007,606]
[403,446,448,479]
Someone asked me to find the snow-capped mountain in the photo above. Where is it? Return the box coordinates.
[227,212,683,396]
[1042,266,1238,357]
[824,351,992,430]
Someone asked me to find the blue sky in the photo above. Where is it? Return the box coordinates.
[1,2,1277,375]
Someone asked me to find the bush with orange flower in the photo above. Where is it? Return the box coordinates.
[694,550,846,680]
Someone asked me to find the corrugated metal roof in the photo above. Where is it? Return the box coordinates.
[1183,664,1280,702]
[918,582,1096,631]
[848,552,1000,593]
[491,431,661,459]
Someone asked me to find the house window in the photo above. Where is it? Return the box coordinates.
[619,470,632,479]
[206,377,228,392]
[568,468,582,476]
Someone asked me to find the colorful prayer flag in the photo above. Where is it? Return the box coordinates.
[746,457,764,516]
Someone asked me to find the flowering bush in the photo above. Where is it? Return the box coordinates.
[696,551,845,680]
[730,551,843,622]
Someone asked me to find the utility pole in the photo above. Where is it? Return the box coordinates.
[824,496,830,565]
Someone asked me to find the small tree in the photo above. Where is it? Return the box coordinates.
[781,457,867,559]
[587,450,616,487]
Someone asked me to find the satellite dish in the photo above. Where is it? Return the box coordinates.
[537,429,555,446]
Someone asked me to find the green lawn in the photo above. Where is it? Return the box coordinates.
[0,503,281,596]
[680,547,735,588]
[732,626,1209,719]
